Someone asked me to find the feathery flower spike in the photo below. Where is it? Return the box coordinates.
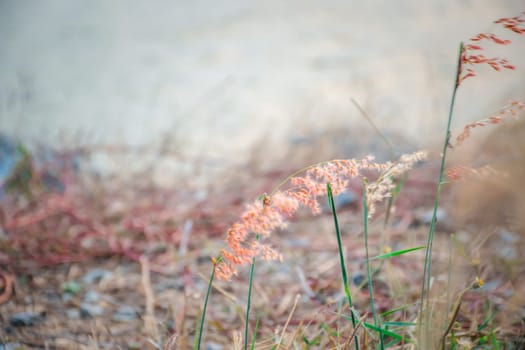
[455,100,525,146]
[458,13,525,84]
[215,152,427,280]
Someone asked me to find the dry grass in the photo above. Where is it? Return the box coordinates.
[1,150,524,349]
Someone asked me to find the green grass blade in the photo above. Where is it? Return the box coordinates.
[363,323,404,341]
[383,321,418,327]
[302,334,321,346]
[192,310,201,349]
[362,180,384,349]
[450,330,458,350]
[384,174,408,227]
[370,246,426,260]
[444,235,454,334]
[250,313,261,350]
[327,182,359,350]
[418,42,463,348]
[244,234,259,350]
[490,329,500,350]
[194,258,219,350]
[380,303,415,317]
[477,310,495,332]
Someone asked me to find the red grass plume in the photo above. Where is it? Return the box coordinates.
[459,12,525,84]
[454,100,525,146]
[215,151,427,280]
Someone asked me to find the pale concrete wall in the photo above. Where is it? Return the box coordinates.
[1,1,524,184]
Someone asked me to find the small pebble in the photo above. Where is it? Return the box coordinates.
[352,273,365,286]
[82,268,112,284]
[9,311,46,327]
[335,191,357,207]
[417,207,446,225]
[80,303,104,318]
[495,245,517,260]
[62,293,75,302]
[66,308,81,319]
[497,229,519,244]
[206,342,223,350]
[0,343,23,350]
[83,290,101,303]
[112,305,139,322]
[323,190,357,213]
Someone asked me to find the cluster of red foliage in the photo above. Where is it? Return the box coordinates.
[0,151,235,275]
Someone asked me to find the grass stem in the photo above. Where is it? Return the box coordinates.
[327,182,359,350]
[244,234,259,350]
[195,258,219,350]
[417,42,464,348]
[250,314,261,350]
[362,180,384,349]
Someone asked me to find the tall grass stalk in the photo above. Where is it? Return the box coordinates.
[195,258,220,350]
[362,180,384,349]
[244,234,259,350]
[417,42,463,348]
[444,235,454,332]
[326,182,359,350]
[250,314,260,350]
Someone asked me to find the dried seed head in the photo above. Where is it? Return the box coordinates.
[215,152,427,280]
[455,100,524,146]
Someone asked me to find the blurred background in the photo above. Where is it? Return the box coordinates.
[1,4,525,347]
[1,0,524,187]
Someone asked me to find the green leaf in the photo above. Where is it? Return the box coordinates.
[250,313,260,350]
[363,323,404,341]
[380,303,415,317]
[302,335,321,346]
[490,329,500,350]
[370,246,426,260]
[477,312,495,331]
[383,321,417,328]
[61,281,81,295]
[327,182,359,350]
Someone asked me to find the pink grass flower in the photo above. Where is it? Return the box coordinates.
[494,13,525,34]
[458,12,525,84]
[365,151,427,218]
[454,100,525,146]
[446,164,501,181]
[215,152,427,280]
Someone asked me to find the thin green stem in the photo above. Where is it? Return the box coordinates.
[417,42,463,348]
[383,174,407,228]
[195,258,220,350]
[250,313,261,350]
[444,234,454,333]
[362,180,384,349]
[327,182,359,350]
[244,234,259,350]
